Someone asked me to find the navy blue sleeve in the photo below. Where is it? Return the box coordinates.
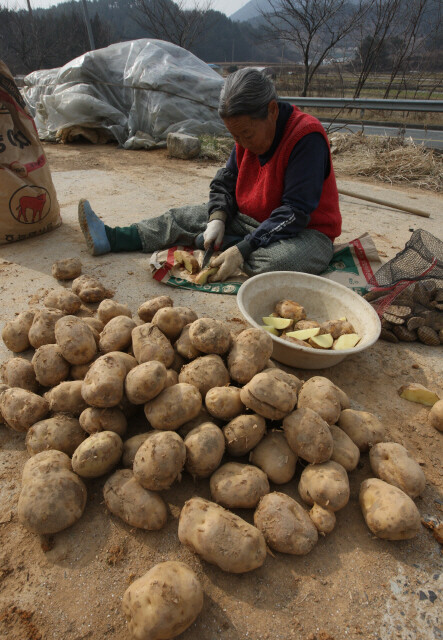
[207,147,238,221]
[236,133,330,259]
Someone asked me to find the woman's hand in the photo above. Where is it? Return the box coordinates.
[203,219,225,250]
[210,246,243,281]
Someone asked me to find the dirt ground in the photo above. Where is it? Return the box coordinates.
[0,141,442,640]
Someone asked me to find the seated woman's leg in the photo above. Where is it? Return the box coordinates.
[244,229,334,276]
[78,200,209,255]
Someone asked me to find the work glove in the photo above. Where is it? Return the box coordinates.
[203,219,225,250]
[210,245,243,282]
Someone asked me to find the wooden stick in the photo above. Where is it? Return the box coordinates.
[338,187,430,218]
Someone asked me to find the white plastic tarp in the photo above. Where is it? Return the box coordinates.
[23,39,227,149]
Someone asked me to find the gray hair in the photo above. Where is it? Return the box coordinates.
[218,68,278,120]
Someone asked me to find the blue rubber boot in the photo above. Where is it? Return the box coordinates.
[78,199,111,256]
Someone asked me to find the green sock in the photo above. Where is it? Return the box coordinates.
[105,224,143,252]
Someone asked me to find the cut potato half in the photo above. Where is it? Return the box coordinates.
[261,325,279,335]
[309,334,333,349]
[262,317,293,330]
[285,327,320,341]
[332,334,361,350]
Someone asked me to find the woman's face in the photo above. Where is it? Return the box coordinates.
[223,100,279,156]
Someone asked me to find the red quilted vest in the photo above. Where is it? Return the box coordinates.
[235,106,342,242]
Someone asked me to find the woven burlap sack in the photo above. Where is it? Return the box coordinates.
[0,60,61,244]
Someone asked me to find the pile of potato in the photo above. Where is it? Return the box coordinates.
[261,299,362,350]
[0,256,436,640]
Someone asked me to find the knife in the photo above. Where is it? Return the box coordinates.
[202,244,215,269]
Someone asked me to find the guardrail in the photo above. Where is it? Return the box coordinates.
[281,97,443,113]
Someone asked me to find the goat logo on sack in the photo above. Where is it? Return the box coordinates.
[9,185,51,224]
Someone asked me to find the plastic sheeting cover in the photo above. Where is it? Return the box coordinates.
[23,39,228,148]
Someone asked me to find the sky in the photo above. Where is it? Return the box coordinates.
[9,0,251,16]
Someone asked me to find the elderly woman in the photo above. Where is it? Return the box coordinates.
[78,68,341,281]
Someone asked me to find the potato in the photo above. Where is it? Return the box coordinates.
[138,296,173,322]
[104,469,167,530]
[309,504,336,534]
[28,309,65,349]
[99,315,137,353]
[338,409,385,452]
[283,408,333,464]
[359,478,421,540]
[398,383,440,406]
[125,360,167,404]
[0,383,9,423]
[297,376,342,425]
[429,399,443,432]
[210,462,269,509]
[152,306,198,340]
[122,432,151,467]
[26,414,85,456]
[97,299,131,324]
[298,460,350,511]
[81,353,132,408]
[261,368,302,394]
[164,369,178,388]
[174,249,200,274]
[32,344,70,387]
[178,497,267,573]
[175,324,202,360]
[44,288,81,314]
[254,492,318,555]
[240,371,297,420]
[133,431,186,490]
[52,257,82,280]
[0,388,48,432]
[125,361,167,405]
[319,319,355,340]
[228,328,273,384]
[369,442,425,499]
[188,317,231,355]
[293,320,320,330]
[81,317,104,333]
[22,449,72,483]
[71,274,113,303]
[122,561,203,640]
[178,408,216,438]
[332,383,351,410]
[329,425,360,471]
[45,380,88,416]
[132,324,174,368]
[2,310,35,352]
[79,407,127,436]
[274,300,306,321]
[72,431,123,478]
[54,315,97,365]
[205,386,244,421]
[223,413,266,456]
[144,382,202,430]
[18,465,87,535]
[179,354,230,399]
[184,423,225,478]
[170,351,186,373]
[249,431,297,484]
[1,357,38,392]
[70,360,95,380]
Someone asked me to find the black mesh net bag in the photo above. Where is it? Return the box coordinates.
[364,229,443,317]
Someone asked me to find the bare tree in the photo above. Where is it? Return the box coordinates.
[260,0,371,96]
[383,0,441,98]
[132,0,214,51]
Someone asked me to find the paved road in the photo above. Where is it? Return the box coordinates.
[321,121,443,149]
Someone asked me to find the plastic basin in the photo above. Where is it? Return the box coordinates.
[237,271,381,369]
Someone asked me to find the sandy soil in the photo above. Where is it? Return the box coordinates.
[0,141,442,640]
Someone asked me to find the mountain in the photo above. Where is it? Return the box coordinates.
[230,0,271,22]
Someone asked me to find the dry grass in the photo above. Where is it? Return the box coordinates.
[330,132,442,191]
[198,131,443,192]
